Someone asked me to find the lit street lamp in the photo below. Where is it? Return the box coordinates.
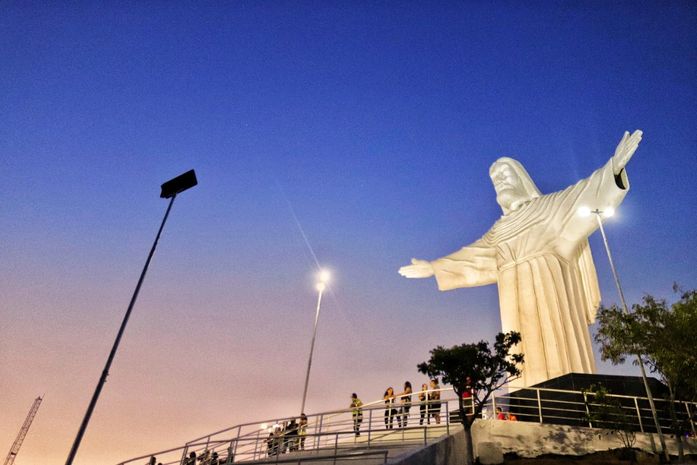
[579,206,669,461]
[300,270,331,415]
[65,170,198,465]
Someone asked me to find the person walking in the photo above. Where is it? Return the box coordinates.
[350,393,364,436]
[398,381,413,428]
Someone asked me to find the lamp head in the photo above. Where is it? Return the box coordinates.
[160,169,198,198]
[318,269,331,284]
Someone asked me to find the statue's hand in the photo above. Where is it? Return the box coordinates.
[612,130,642,174]
[398,258,434,278]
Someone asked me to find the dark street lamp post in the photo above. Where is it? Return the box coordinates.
[65,170,198,465]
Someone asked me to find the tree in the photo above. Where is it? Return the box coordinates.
[417,331,524,465]
[594,287,697,462]
[582,384,637,462]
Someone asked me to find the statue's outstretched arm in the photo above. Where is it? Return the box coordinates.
[399,239,497,290]
[557,130,642,247]
[399,258,434,278]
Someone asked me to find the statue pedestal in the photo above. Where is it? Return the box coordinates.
[504,373,670,433]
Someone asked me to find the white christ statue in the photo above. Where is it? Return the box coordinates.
[399,130,643,387]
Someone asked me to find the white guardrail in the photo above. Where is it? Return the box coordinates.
[117,386,697,465]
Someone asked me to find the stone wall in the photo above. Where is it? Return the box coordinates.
[392,420,697,465]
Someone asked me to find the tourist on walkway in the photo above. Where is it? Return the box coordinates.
[350,393,364,436]
[266,431,275,456]
[428,379,441,425]
[184,451,197,465]
[496,407,507,420]
[418,383,429,425]
[384,387,397,429]
[197,449,210,464]
[286,418,299,451]
[462,376,474,418]
[298,413,308,450]
[398,381,413,428]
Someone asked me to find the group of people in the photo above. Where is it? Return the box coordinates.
[265,414,308,456]
[182,449,230,465]
[387,380,445,430]
[347,380,444,437]
[494,407,518,421]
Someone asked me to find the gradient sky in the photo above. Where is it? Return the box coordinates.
[1,2,696,464]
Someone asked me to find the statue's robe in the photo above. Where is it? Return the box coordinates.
[431,159,629,387]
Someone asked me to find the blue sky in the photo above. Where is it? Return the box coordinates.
[1,2,695,464]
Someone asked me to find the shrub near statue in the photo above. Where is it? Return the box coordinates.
[417,331,524,465]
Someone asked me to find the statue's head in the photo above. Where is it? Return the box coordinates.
[489,157,541,214]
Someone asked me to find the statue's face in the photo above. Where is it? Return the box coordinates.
[490,162,528,211]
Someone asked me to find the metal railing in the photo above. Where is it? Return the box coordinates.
[117,387,697,465]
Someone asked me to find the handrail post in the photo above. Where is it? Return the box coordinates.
[226,443,234,465]
[686,402,696,436]
[492,395,496,420]
[317,414,324,450]
[234,425,241,457]
[253,429,260,460]
[333,433,338,465]
[179,445,188,465]
[634,397,645,433]
[367,408,372,447]
[583,392,592,428]
[536,389,543,424]
[445,400,450,436]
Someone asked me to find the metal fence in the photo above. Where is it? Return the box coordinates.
[117,387,697,465]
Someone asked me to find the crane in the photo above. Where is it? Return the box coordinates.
[4,396,43,465]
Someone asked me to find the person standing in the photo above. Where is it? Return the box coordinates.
[398,381,413,428]
[298,413,308,450]
[418,383,430,425]
[428,379,441,425]
[350,393,364,436]
[462,376,474,419]
[383,387,397,429]
[286,418,299,451]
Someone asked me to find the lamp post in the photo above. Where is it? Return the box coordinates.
[65,170,198,465]
[579,206,669,462]
[300,270,330,415]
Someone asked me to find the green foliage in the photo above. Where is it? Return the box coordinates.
[594,287,697,402]
[417,331,524,421]
[582,384,636,451]
[417,331,524,465]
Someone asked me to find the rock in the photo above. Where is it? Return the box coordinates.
[478,441,504,465]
